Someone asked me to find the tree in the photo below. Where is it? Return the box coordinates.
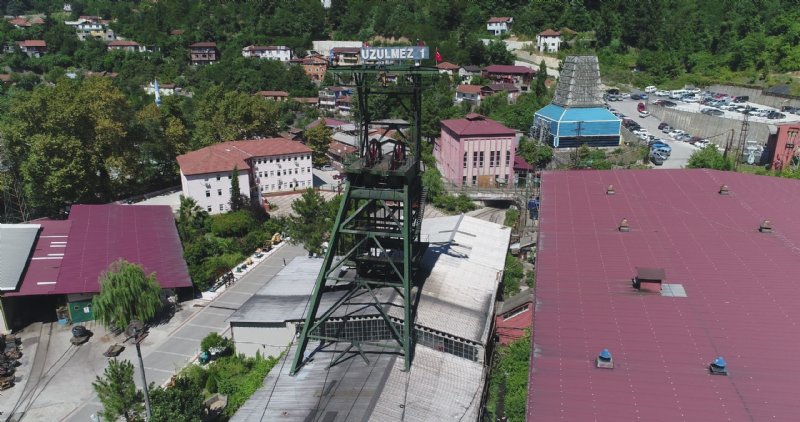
[502,253,524,298]
[687,145,734,170]
[93,359,143,422]
[229,166,249,211]
[93,260,164,332]
[192,85,280,148]
[304,123,333,167]
[517,137,553,169]
[287,189,334,255]
[535,60,548,97]
[149,376,205,422]
[176,195,208,242]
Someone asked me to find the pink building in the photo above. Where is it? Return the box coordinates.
[435,113,516,187]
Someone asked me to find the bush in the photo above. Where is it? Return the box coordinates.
[205,374,218,393]
[502,254,524,298]
[201,332,234,354]
[210,210,258,238]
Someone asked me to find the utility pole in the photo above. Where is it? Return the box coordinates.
[126,321,152,420]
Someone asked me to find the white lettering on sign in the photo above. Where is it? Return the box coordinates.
[360,47,429,62]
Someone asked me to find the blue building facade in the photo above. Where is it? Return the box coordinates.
[532,104,621,148]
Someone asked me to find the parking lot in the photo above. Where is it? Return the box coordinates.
[610,99,698,169]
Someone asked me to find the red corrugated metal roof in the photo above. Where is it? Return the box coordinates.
[457,85,482,94]
[177,138,311,176]
[17,40,46,47]
[436,61,460,70]
[484,65,533,75]
[487,17,513,23]
[108,40,139,46]
[528,169,800,421]
[189,42,216,48]
[440,114,515,137]
[6,220,71,297]
[52,205,191,295]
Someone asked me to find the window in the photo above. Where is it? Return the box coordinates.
[289,183,293,188]
[308,167,311,172]
[258,172,263,177]
[216,175,221,181]
[205,190,210,197]
[463,152,467,168]
[271,184,275,190]
[506,150,511,166]
[462,176,467,185]
[472,151,478,168]
[294,168,298,174]
[478,151,484,167]
[207,206,212,212]
[219,204,224,211]
[472,175,477,186]
[270,171,274,177]
[270,159,274,163]
[489,151,495,167]
[217,189,222,196]
[502,304,530,320]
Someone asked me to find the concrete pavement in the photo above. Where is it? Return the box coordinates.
[14,242,309,422]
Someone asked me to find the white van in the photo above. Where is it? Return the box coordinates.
[669,89,687,99]
[644,86,657,93]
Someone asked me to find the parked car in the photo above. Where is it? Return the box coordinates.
[650,150,666,166]
[767,111,786,119]
[676,133,693,142]
[655,90,670,97]
[732,95,749,103]
[701,108,724,116]
[630,93,643,100]
[681,95,699,103]
[661,125,672,133]
[658,122,669,130]
[639,111,651,118]
[669,129,686,138]
[694,139,711,148]
[781,106,799,114]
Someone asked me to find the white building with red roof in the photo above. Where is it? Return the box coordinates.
[483,64,534,90]
[455,84,482,105]
[177,139,312,214]
[536,28,562,52]
[241,45,292,61]
[487,16,513,36]
[436,61,460,78]
[435,113,517,187]
[107,40,148,53]
[16,40,46,57]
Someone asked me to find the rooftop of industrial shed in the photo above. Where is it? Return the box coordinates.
[535,103,620,122]
[528,169,800,421]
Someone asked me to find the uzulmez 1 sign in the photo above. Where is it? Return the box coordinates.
[360,46,429,62]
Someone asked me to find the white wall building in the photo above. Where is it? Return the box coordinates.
[177,139,313,215]
[311,40,362,60]
[65,17,116,41]
[536,29,562,53]
[241,45,292,62]
[487,17,513,36]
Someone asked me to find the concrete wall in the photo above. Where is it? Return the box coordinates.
[231,323,295,359]
[648,105,772,148]
[708,84,800,110]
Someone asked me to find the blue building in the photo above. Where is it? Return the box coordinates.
[531,55,621,148]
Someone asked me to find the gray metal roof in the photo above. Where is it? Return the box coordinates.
[551,55,604,108]
[0,224,40,291]
[499,288,533,314]
[231,342,484,422]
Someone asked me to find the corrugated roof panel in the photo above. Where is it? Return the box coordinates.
[0,224,40,291]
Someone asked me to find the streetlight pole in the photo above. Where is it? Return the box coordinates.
[127,321,152,420]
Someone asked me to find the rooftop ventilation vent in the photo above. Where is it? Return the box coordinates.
[595,348,614,369]
[618,218,629,232]
[719,185,730,195]
[606,184,615,195]
[709,356,728,376]
[759,220,772,233]
[632,267,665,290]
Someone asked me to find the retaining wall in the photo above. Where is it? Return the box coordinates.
[708,84,800,110]
[648,105,771,148]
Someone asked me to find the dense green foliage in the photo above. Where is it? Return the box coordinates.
[503,208,519,229]
[517,137,553,170]
[304,123,334,167]
[93,359,143,422]
[687,145,735,170]
[92,260,163,331]
[502,253,524,299]
[200,332,234,354]
[287,189,340,255]
[149,376,206,422]
[486,331,531,422]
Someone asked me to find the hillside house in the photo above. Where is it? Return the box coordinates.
[481,83,521,104]
[301,54,328,83]
[318,86,353,113]
[459,65,483,84]
[487,17,513,36]
[189,42,218,65]
[435,113,517,187]
[331,47,360,66]
[536,29,562,53]
[455,85,482,106]
[242,45,292,62]
[177,139,313,214]
[65,16,115,41]
[16,40,46,57]
[483,65,534,90]
[256,91,289,101]
[437,62,461,78]
[107,40,148,53]
[144,82,178,96]
[495,290,533,345]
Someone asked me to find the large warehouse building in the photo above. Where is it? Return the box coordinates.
[230,215,511,421]
[529,169,800,420]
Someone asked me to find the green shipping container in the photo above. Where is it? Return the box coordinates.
[68,299,94,323]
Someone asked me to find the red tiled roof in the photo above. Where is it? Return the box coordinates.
[484,64,533,75]
[513,155,533,171]
[17,40,46,48]
[292,97,319,104]
[457,85,482,94]
[8,17,30,27]
[256,90,289,97]
[170,29,185,36]
[529,169,800,421]
[48,205,192,295]
[29,17,45,25]
[6,220,71,297]
[440,114,515,137]
[328,141,357,156]
[332,47,360,54]
[436,61,460,70]
[538,28,561,37]
[487,17,513,23]
[189,42,216,48]
[0,74,11,82]
[177,138,311,176]
[305,118,350,130]
[108,40,140,47]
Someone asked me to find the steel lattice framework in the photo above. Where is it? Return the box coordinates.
[290,64,439,375]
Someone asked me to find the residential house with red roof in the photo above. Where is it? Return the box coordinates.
[483,64,534,90]
[241,45,292,62]
[107,40,148,53]
[65,16,115,41]
[318,86,353,114]
[435,113,517,187]
[481,83,521,104]
[16,40,46,57]
[456,84,482,106]
[487,17,513,36]
[177,139,312,214]
[536,28,562,52]
[300,54,328,84]
[8,17,31,28]
[256,91,289,102]
[436,61,461,78]
[189,42,218,65]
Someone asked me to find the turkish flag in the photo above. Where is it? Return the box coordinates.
[435,48,442,64]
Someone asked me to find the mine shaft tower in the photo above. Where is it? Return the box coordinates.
[290,53,438,375]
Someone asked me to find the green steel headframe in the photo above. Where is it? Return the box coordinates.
[290,64,439,375]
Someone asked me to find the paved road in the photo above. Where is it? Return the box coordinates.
[64,242,307,422]
[610,99,697,169]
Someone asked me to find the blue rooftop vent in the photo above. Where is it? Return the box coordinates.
[596,348,614,369]
[709,356,728,375]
